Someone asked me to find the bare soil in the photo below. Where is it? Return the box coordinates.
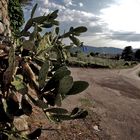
[28,64,140,140]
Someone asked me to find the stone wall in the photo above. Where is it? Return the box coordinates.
[0,0,11,36]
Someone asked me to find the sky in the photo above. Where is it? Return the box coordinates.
[23,0,140,49]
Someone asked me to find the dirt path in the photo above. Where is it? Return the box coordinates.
[29,65,140,140]
[66,65,140,140]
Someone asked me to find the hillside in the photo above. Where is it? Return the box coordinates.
[71,46,123,54]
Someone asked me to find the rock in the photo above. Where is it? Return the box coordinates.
[0,22,4,34]
[0,0,11,36]
[93,125,100,132]
[14,115,29,135]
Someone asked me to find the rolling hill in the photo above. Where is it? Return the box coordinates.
[71,46,123,54]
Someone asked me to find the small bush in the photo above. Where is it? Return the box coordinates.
[124,62,130,66]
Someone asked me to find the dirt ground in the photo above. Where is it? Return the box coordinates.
[28,64,140,140]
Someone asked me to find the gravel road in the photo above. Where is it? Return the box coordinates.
[67,65,140,140]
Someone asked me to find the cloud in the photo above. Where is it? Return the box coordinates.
[48,2,66,11]
[22,1,109,40]
[100,0,140,33]
[22,0,106,47]
[79,0,115,14]
[57,8,104,36]
[79,2,83,7]
[29,1,102,34]
[22,0,140,49]
[43,0,48,5]
[107,31,140,42]
[64,0,73,7]
[58,9,98,23]
[78,35,134,48]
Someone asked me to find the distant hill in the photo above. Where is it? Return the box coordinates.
[71,46,123,54]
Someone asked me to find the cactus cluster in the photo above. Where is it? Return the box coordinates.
[0,4,88,139]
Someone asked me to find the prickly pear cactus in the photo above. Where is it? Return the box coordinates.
[0,3,89,140]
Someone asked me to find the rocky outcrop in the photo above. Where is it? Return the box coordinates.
[0,0,11,36]
[0,0,29,135]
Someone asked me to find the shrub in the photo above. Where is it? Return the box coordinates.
[90,52,95,57]
[124,62,130,66]
[8,0,24,34]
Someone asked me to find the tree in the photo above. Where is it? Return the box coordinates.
[0,2,89,139]
[135,49,140,60]
[121,46,134,61]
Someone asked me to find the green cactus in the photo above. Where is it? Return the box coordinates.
[73,26,88,33]
[45,108,68,114]
[58,75,73,97]
[11,75,27,91]
[0,3,88,139]
[67,81,89,95]
[53,66,71,80]
[38,61,49,88]
[31,3,38,19]
[69,35,81,46]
